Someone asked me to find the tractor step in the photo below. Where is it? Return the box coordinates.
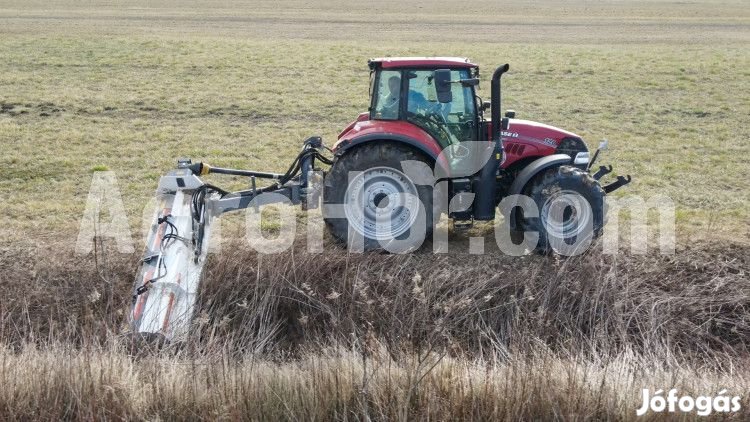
[453,219,474,230]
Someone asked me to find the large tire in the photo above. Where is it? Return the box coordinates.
[323,143,435,252]
[519,165,605,254]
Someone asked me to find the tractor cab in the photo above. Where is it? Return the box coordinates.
[368,57,481,148]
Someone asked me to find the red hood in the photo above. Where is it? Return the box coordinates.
[505,119,579,145]
[495,119,585,169]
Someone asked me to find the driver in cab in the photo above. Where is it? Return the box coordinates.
[379,75,402,119]
[379,74,446,120]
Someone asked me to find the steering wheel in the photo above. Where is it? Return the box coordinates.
[430,103,450,124]
[413,101,448,124]
[406,111,454,145]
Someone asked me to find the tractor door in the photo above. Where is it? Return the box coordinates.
[404,69,478,149]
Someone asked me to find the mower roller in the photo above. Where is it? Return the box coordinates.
[128,58,630,343]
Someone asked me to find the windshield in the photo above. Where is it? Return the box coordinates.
[405,69,477,147]
[371,68,478,148]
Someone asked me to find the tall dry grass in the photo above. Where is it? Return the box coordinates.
[0,239,748,419]
[1,344,748,421]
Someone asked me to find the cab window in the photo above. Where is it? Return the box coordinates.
[372,70,401,120]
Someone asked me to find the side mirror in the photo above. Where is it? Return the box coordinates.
[482,101,491,111]
[505,109,516,118]
[433,69,453,103]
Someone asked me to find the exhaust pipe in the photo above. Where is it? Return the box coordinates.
[473,63,510,220]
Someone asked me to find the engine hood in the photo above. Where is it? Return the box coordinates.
[497,119,587,169]
[505,119,580,147]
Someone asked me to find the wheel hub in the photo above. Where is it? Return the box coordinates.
[344,167,420,241]
[541,190,593,239]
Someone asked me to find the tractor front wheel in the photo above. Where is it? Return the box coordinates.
[519,165,605,254]
[323,143,435,252]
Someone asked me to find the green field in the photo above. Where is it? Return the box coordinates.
[1,1,750,420]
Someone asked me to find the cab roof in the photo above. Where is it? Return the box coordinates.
[368,57,477,70]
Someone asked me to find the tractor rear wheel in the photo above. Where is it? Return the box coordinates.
[519,165,605,254]
[323,143,435,252]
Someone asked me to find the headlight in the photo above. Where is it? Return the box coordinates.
[556,136,588,156]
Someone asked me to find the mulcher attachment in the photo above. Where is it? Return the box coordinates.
[128,171,218,344]
[127,137,330,345]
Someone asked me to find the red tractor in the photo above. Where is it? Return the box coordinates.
[323,57,629,251]
[129,57,630,342]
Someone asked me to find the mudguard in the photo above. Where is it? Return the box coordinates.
[336,133,440,161]
[335,132,453,177]
[334,119,444,160]
[506,154,571,231]
[508,154,572,195]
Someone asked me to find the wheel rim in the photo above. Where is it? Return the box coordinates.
[344,167,420,241]
[540,190,593,239]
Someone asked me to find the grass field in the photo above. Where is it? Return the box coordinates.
[1,0,749,242]
[1,0,750,420]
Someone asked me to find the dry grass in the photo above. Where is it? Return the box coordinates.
[3,240,749,361]
[1,240,749,419]
[2,345,748,421]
